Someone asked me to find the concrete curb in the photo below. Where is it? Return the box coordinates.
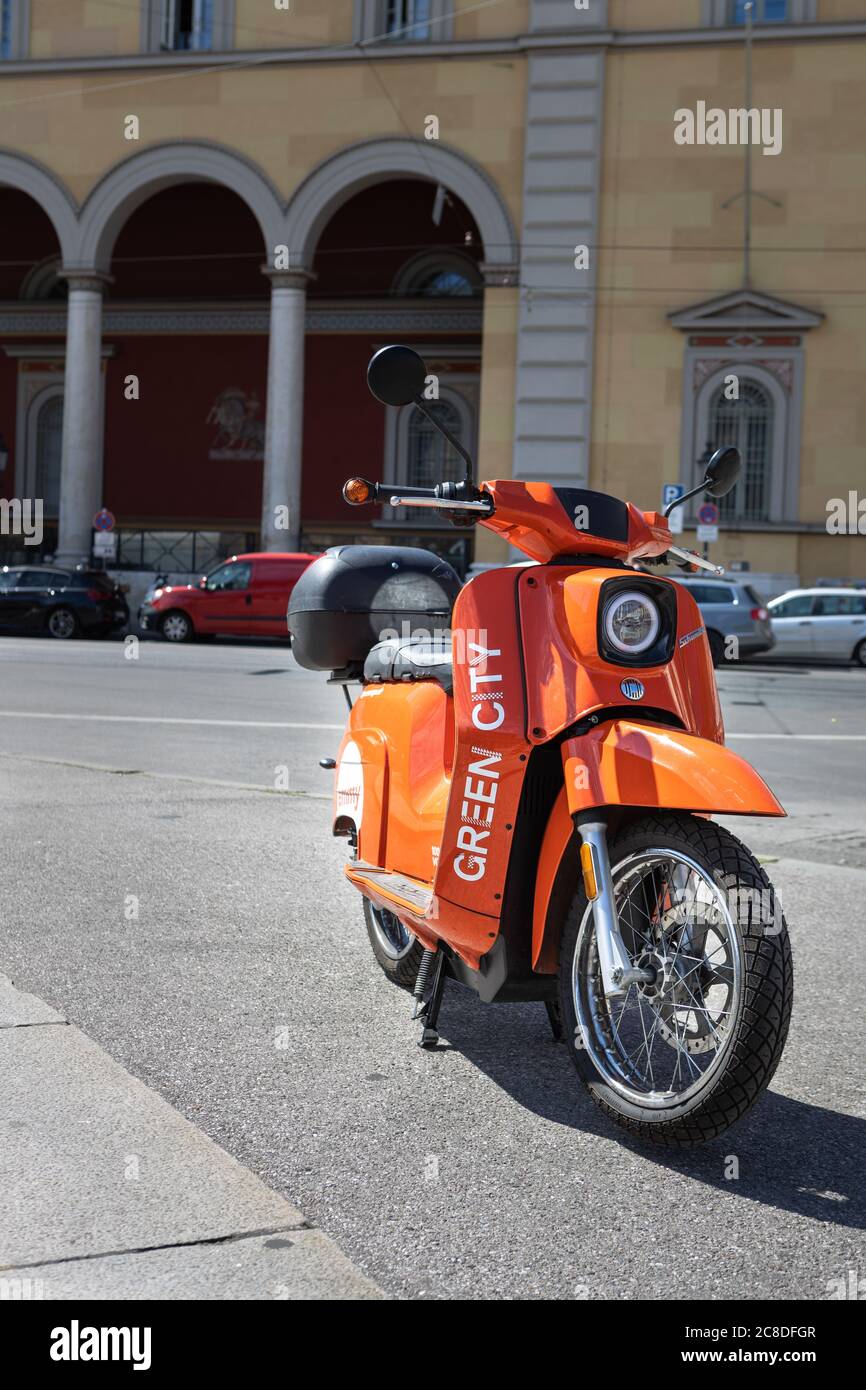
[0,972,383,1301]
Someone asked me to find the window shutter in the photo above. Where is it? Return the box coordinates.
[193,0,214,49]
[161,0,177,50]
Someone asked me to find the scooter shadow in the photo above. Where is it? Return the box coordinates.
[434,990,866,1232]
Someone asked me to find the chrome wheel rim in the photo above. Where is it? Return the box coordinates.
[162,614,189,641]
[573,849,742,1109]
[48,609,75,639]
[369,904,413,960]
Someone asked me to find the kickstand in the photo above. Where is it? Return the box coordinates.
[544,998,565,1044]
[413,948,447,1050]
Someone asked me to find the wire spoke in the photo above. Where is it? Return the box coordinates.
[581,846,742,1105]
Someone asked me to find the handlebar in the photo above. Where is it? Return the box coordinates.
[342,476,492,515]
[666,545,725,576]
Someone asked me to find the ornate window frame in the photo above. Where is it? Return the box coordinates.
[696,364,786,523]
[140,0,235,53]
[379,357,479,526]
[353,1,453,44]
[1,0,29,59]
[27,385,64,520]
[702,0,816,25]
[391,250,483,297]
[669,290,822,528]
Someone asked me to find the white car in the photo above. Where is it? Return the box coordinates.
[766,588,866,665]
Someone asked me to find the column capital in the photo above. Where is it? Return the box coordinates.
[58,267,113,294]
[260,266,316,291]
[480,262,520,288]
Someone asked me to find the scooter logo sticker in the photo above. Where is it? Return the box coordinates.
[336,740,364,822]
[620,678,645,701]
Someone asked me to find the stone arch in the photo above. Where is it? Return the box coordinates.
[0,152,79,265]
[73,141,287,273]
[284,137,518,270]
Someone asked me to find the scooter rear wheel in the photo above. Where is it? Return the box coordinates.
[559,812,793,1146]
[363,899,425,991]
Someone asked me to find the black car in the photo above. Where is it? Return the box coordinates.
[0,565,129,639]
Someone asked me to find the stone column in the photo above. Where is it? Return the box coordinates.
[473,262,520,571]
[56,271,110,564]
[260,269,313,552]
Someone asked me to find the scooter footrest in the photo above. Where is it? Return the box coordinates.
[348,862,433,916]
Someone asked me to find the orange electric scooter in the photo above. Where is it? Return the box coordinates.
[288,345,793,1146]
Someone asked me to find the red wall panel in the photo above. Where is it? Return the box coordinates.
[102,333,389,528]
[103,335,268,523]
[301,335,386,522]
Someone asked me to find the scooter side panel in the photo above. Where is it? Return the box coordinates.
[334,682,452,882]
[518,566,724,745]
[429,567,532,961]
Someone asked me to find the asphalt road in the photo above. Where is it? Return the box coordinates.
[0,635,864,1299]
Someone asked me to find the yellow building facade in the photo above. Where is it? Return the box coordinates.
[0,1,864,585]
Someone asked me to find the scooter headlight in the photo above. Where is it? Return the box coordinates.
[602,590,660,656]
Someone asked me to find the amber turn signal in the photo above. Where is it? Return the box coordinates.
[579,841,598,901]
[343,477,373,505]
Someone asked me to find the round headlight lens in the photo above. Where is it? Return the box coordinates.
[603,591,660,655]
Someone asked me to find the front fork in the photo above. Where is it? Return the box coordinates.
[576,819,654,999]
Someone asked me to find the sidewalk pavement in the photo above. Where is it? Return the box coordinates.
[0,972,383,1300]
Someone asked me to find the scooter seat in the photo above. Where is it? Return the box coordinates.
[363,635,453,695]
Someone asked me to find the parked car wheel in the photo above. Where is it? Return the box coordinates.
[707,630,726,667]
[854,639,866,668]
[160,610,193,642]
[46,607,78,640]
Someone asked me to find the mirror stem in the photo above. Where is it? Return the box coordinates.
[664,477,708,518]
[412,396,475,482]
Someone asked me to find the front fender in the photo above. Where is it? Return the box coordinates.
[562,719,785,820]
[531,720,785,971]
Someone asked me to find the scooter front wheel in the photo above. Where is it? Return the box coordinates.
[559,812,793,1146]
[363,898,425,991]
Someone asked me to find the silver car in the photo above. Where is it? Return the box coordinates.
[767,588,866,666]
[672,576,775,666]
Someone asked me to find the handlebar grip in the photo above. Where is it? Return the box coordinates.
[343,477,439,505]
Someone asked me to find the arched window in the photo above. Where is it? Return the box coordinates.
[392,250,482,299]
[20,255,67,302]
[383,382,477,524]
[34,395,63,521]
[406,397,464,490]
[708,379,773,523]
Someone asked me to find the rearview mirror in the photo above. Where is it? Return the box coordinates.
[703,446,741,498]
[367,344,427,407]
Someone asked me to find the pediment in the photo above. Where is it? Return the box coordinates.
[668,288,823,334]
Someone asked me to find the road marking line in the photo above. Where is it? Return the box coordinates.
[726,733,866,740]
[0,712,863,739]
[0,751,333,798]
[0,711,345,730]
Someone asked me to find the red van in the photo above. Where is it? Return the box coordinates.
[139,552,317,642]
